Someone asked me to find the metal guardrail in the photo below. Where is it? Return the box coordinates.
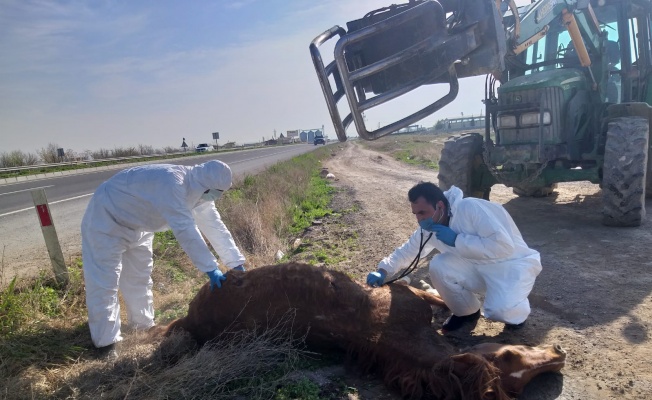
[0,152,190,174]
[0,141,300,175]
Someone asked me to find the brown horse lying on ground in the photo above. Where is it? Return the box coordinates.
[165,262,566,399]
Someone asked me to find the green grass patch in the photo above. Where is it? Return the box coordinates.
[275,378,321,400]
[290,176,334,235]
[0,262,90,379]
[394,149,438,169]
[154,305,187,323]
[159,261,188,283]
[0,263,86,337]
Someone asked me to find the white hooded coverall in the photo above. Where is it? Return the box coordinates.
[378,186,541,324]
[81,161,245,348]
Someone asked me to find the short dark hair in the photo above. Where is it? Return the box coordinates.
[408,182,449,209]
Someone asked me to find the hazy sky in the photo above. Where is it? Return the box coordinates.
[1,0,528,155]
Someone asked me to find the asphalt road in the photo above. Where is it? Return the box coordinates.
[0,145,317,280]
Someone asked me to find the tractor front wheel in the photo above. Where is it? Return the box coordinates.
[438,133,490,199]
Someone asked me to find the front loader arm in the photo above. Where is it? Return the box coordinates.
[310,0,506,142]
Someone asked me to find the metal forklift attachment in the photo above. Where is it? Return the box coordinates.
[309,0,505,141]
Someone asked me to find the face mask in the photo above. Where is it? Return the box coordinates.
[201,189,223,202]
[418,206,443,231]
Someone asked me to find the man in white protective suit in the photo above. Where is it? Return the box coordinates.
[81,160,246,355]
[366,181,541,332]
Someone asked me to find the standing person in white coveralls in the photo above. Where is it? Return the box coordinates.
[81,160,246,356]
[366,181,541,332]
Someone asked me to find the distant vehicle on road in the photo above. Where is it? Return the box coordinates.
[195,143,212,152]
[314,135,326,146]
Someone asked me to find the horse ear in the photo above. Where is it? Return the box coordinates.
[449,353,484,379]
[450,353,482,367]
[449,353,505,400]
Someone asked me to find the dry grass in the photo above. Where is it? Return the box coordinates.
[220,152,334,267]
[359,133,447,169]
[0,147,335,399]
[3,313,310,400]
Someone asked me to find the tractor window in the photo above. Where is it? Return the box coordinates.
[595,5,622,103]
[556,30,572,66]
[629,18,640,66]
[521,17,573,72]
[524,36,547,74]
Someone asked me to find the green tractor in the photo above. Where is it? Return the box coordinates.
[309,0,652,226]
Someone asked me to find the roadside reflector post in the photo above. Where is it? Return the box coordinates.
[31,188,68,286]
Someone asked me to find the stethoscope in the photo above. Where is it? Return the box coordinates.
[384,205,448,285]
[384,229,433,285]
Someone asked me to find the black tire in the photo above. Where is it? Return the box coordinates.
[512,184,558,197]
[602,117,649,227]
[438,133,487,198]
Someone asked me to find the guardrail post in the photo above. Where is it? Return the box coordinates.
[31,188,68,286]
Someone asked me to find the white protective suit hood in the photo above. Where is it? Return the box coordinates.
[186,160,233,206]
[442,185,464,219]
[97,161,231,232]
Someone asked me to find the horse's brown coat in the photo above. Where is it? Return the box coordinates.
[166,262,565,399]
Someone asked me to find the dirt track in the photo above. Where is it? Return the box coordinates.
[316,141,652,399]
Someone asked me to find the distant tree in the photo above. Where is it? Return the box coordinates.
[0,150,39,168]
[66,148,76,161]
[23,152,39,165]
[92,148,112,159]
[38,143,60,163]
[113,146,139,157]
[138,144,154,155]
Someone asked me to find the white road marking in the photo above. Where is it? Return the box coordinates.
[0,185,54,196]
[0,193,93,218]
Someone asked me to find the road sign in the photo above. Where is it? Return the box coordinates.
[212,132,220,140]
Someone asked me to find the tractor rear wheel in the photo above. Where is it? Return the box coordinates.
[647,142,652,198]
[438,133,489,199]
[602,116,649,227]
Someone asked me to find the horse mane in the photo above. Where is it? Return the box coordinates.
[349,342,510,400]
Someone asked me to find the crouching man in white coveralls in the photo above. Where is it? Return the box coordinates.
[81,160,246,355]
[366,182,541,332]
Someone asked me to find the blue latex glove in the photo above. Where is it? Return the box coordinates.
[366,269,387,287]
[431,224,457,247]
[206,269,226,291]
[232,265,246,272]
